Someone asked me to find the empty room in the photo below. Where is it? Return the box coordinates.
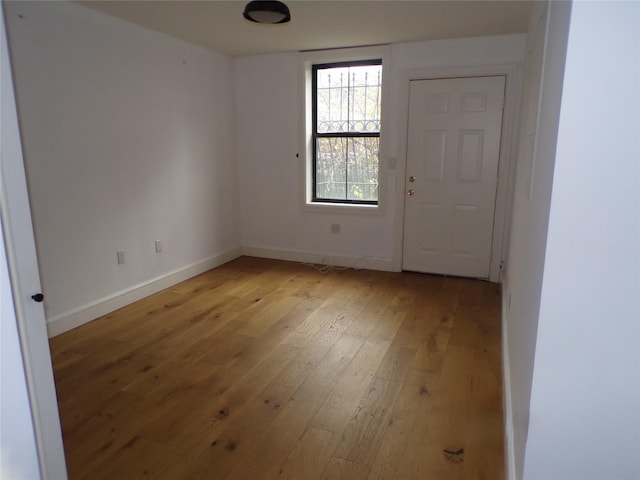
[1,1,638,480]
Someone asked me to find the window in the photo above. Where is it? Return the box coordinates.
[312,60,382,204]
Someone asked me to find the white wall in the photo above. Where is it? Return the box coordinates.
[235,34,526,269]
[6,2,526,336]
[524,1,640,478]
[504,1,640,478]
[501,2,571,477]
[5,1,240,334]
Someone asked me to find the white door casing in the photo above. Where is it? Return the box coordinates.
[402,76,506,278]
[1,8,68,479]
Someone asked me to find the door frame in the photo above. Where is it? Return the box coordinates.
[391,64,524,282]
[1,8,68,479]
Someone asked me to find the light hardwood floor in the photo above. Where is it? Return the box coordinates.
[49,256,504,480]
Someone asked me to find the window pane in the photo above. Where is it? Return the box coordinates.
[316,67,349,133]
[316,136,379,202]
[316,137,347,200]
[349,65,382,133]
[316,64,381,134]
[346,137,379,201]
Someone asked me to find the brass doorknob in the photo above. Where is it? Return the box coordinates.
[407,189,415,196]
[408,176,416,182]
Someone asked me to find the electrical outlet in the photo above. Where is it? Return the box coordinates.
[155,240,162,253]
[330,223,341,234]
[117,250,125,265]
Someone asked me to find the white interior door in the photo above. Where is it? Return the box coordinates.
[402,76,505,278]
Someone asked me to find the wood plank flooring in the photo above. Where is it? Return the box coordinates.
[49,256,504,480]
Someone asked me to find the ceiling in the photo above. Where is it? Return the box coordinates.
[78,0,532,57]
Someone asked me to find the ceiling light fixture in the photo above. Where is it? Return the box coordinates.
[243,1,291,24]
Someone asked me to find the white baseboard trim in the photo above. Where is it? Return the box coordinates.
[502,282,517,480]
[46,248,242,337]
[241,246,394,272]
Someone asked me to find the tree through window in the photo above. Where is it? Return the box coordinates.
[312,60,382,204]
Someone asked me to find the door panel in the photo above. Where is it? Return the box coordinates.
[423,130,446,180]
[458,130,484,181]
[402,76,505,278]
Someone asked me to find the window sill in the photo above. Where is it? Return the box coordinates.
[301,201,384,216]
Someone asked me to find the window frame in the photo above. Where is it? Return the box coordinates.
[300,46,390,215]
[312,59,382,205]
